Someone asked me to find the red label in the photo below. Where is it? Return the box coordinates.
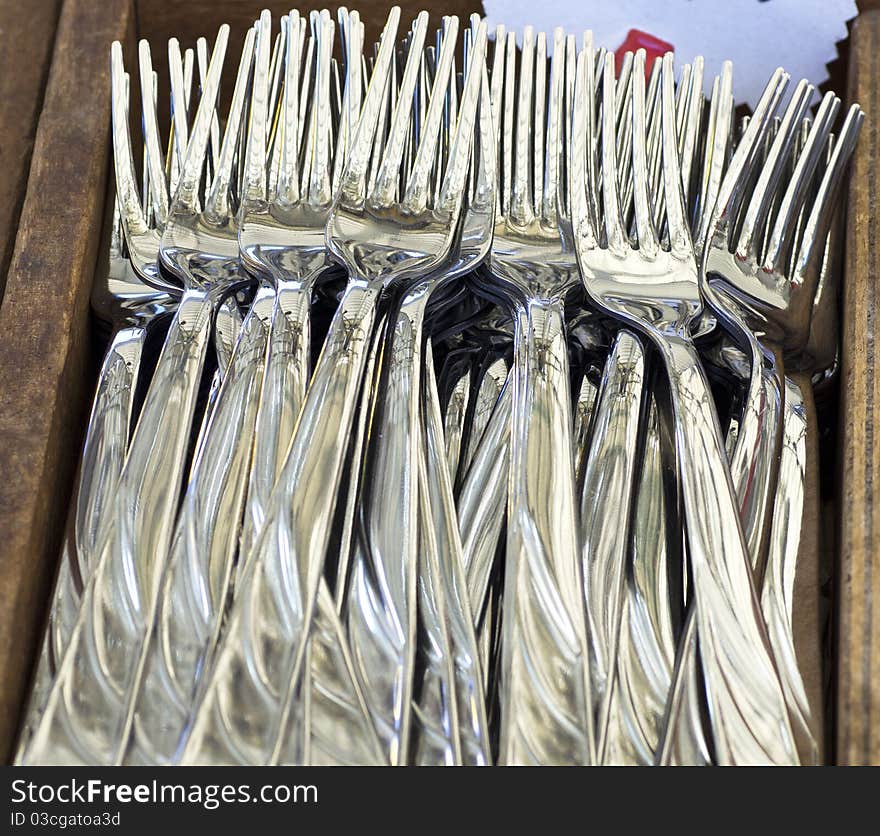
[616,29,674,75]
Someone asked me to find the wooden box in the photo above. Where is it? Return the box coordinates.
[0,0,875,764]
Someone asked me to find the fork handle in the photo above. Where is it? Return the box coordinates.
[580,329,646,759]
[19,290,213,765]
[761,373,821,764]
[238,282,312,562]
[725,339,784,577]
[499,299,593,765]
[458,375,511,620]
[122,289,275,765]
[658,341,784,764]
[179,279,381,765]
[15,325,146,759]
[657,333,797,765]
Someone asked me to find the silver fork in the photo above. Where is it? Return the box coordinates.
[404,16,495,764]
[177,7,478,766]
[342,14,488,765]
[599,56,707,765]
[119,16,286,765]
[481,26,593,766]
[237,8,355,560]
[15,59,182,756]
[177,8,384,767]
[18,26,248,766]
[712,102,862,764]
[656,65,788,766]
[570,47,797,765]
[575,49,704,762]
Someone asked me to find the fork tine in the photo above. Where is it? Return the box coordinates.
[243,9,272,207]
[297,16,313,155]
[632,50,659,256]
[437,21,487,214]
[501,31,516,217]
[541,28,565,226]
[763,91,841,272]
[268,15,287,144]
[640,58,660,229]
[332,8,363,192]
[138,40,169,226]
[275,10,302,205]
[307,10,335,206]
[583,32,600,229]
[338,6,400,206]
[489,24,505,153]
[202,27,254,219]
[111,42,148,237]
[616,51,634,126]
[299,12,321,194]
[164,48,192,198]
[476,53,497,212]
[615,58,635,219]
[266,17,288,196]
[195,37,222,187]
[660,53,691,258]
[736,79,813,261]
[142,70,156,222]
[366,42,394,198]
[601,52,626,251]
[167,39,189,180]
[706,66,788,251]
[175,25,228,215]
[510,26,536,224]
[371,11,429,206]
[557,32,577,224]
[569,45,599,248]
[694,61,733,256]
[533,31,548,219]
[791,104,862,286]
[679,56,704,212]
[403,16,459,211]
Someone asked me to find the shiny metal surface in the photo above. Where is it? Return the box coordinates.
[180,11,487,766]
[570,46,797,765]
[344,17,491,764]
[21,9,863,768]
[19,27,251,766]
[484,29,593,765]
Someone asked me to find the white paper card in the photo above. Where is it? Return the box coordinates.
[482,0,857,107]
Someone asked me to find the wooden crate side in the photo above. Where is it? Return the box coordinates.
[0,0,61,302]
[0,0,134,762]
[838,8,880,766]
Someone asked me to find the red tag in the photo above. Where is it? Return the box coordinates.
[615,29,674,75]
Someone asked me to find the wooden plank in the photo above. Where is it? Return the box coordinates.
[0,0,134,762]
[838,8,880,766]
[790,372,825,762]
[0,0,61,302]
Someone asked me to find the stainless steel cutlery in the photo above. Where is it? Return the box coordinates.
[16,5,862,766]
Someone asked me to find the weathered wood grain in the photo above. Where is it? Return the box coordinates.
[0,0,60,303]
[838,8,880,766]
[0,0,134,762]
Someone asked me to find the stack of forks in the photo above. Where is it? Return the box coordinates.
[15,6,862,766]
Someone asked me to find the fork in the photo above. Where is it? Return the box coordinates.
[15,61,181,755]
[237,8,355,560]
[570,47,798,765]
[654,65,789,766]
[479,26,593,766]
[176,7,476,765]
[341,14,488,765]
[18,26,248,766]
[708,101,862,763]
